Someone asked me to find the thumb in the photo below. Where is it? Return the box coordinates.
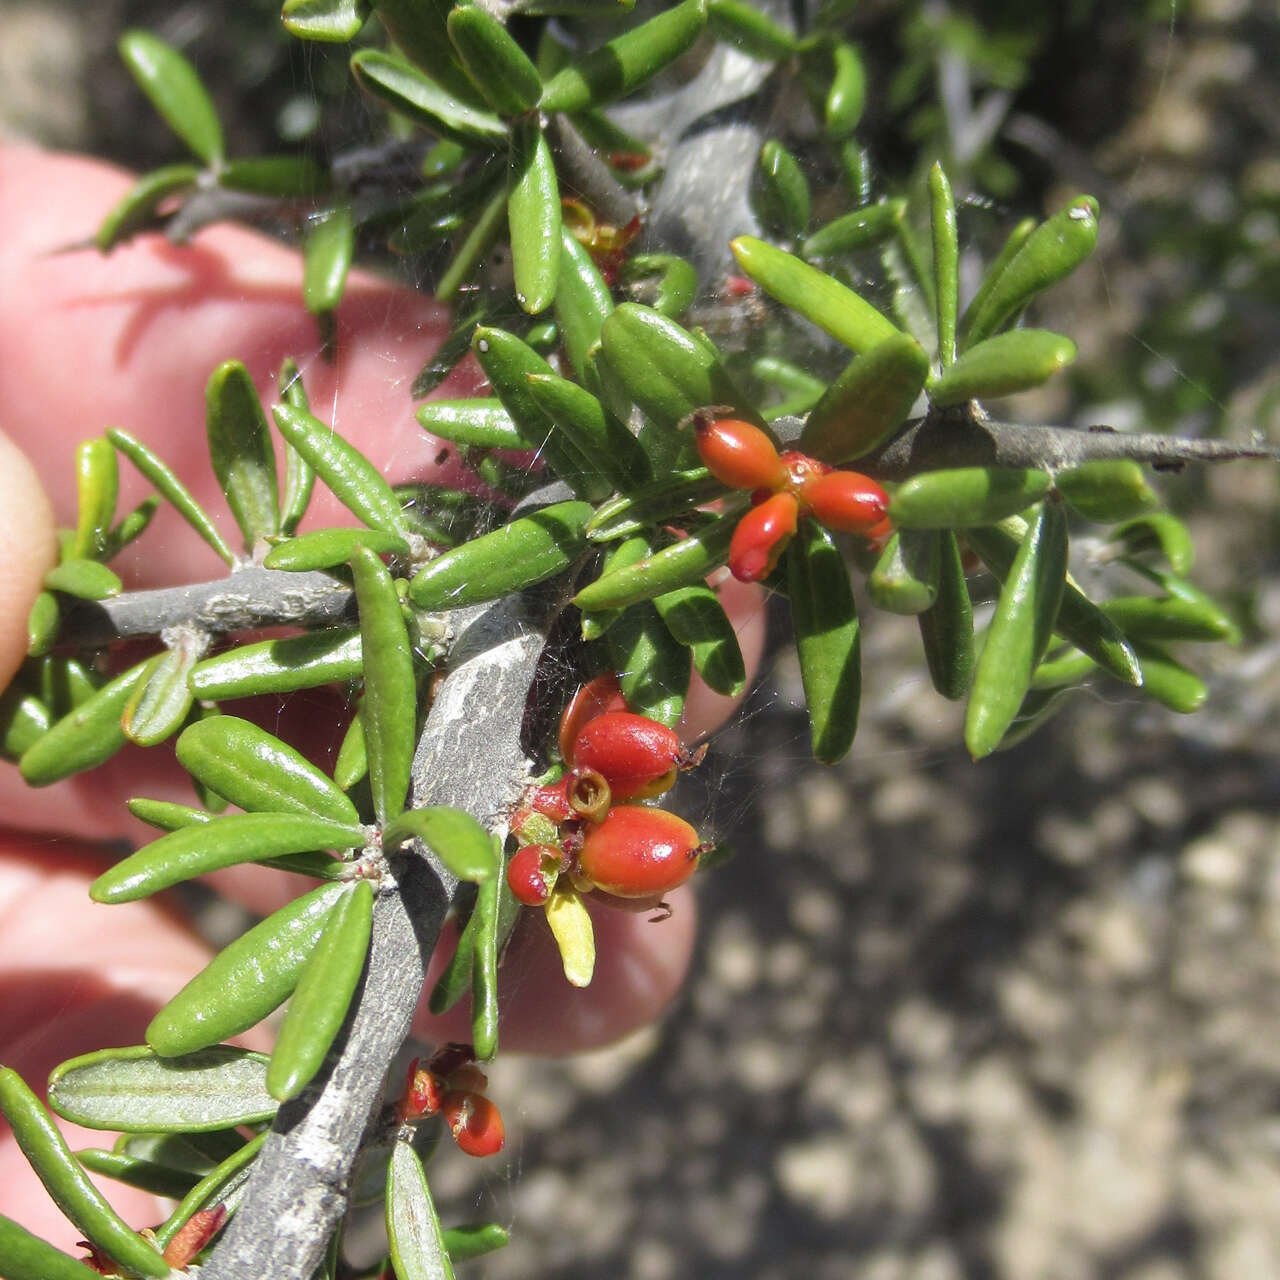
[0,428,57,690]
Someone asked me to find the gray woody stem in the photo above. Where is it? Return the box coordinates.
[198,588,558,1280]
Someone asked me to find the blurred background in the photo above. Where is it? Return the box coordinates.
[4,0,1280,1275]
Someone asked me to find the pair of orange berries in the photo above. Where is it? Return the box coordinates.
[398,1042,505,1159]
[508,675,704,905]
[694,417,892,582]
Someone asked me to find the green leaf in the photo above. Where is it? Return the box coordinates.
[282,0,371,41]
[387,1140,456,1280]
[471,865,501,1060]
[965,500,1068,759]
[731,235,900,355]
[440,1223,510,1262]
[586,468,722,541]
[207,360,280,547]
[147,884,347,1056]
[555,225,615,378]
[25,592,58,656]
[1056,460,1160,523]
[108,426,236,565]
[652,583,746,697]
[0,1213,104,1280]
[176,715,361,824]
[47,1046,277,1133]
[1101,594,1239,644]
[929,163,959,367]
[813,38,865,139]
[335,706,369,790]
[888,466,1053,529]
[189,627,364,699]
[272,402,408,535]
[574,508,740,611]
[1109,512,1194,575]
[268,880,374,1101]
[960,195,1100,349]
[263,526,410,571]
[1131,642,1207,713]
[417,399,525,450]
[868,529,940,615]
[606,601,690,728]
[428,895,479,1015]
[121,641,200,747]
[447,3,542,115]
[707,0,796,58]
[118,29,224,164]
[90,812,365,904]
[382,807,498,882]
[127,798,213,832]
[99,495,161,561]
[539,0,708,112]
[437,183,509,301]
[351,545,416,824]
[0,684,51,760]
[219,155,328,197]
[408,500,593,610]
[42,558,121,600]
[153,1131,266,1251]
[74,1148,200,1201]
[799,331,929,463]
[929,329,1077,407]
[19,659,155,786]
[73,439,118,560]
[755,141,810,240]
[526,372,650,493]
[508,121,561,314]
[0,1071,169,1279]
[304,204,355,318]
[94,163,200,251]
[917,531,974,701]
[800,197,904,262]
[372,0,479,100]
[278,358,317,534]
[618,253,697,320]
[787,520,861,764]
[350,49,508,147]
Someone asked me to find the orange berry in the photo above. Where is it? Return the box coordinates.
[803,470,889,534]
[506,843,559,906]
[728,490,799,582]
[695,418,787,492]
[442,1090,505,1158]
[572,712,682,801]
[558,672,628,765]
[578,805,701,898]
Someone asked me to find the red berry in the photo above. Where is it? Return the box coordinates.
[728,490,799,582]
[695,418,787,492]
[578,805,702,898]
[571,712,682,801]
[559,672,628,765]
[506,843,558,906]
[399,1060,443,1121]
[803,470,889,534]
[442,1090,505,1157]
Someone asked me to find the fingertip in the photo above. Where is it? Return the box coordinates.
[0,429,57,689]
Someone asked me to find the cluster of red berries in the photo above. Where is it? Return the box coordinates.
[693,416,892,582]
[397,1041,505,1159]
[508,674,706,907]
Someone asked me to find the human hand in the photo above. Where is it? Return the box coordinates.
[0,145,764,1249]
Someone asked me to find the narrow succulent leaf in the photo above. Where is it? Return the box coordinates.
[408,500,592,610]
[19,658,155,786]
[411,299,492,395]
[606,601,690,728]
[799,332,929,463]
[731,235,901,355]
[800,198,904,260]
[707,0,796,57]
[1109,512,1194,575]
[965,500,1068,759]
[428,896,479,1015]
[417,399,524,450]
[917,530,974,701]
[108,427,236,565]
[0,1070,169,1279]
[581,533,650,639]
[118,29,224,164]
[127,798,212,831]
[73,438,118,559]
[755,141,810,239]
[120,1130,244,1170]
[447,3,542,115]
[350,49,508,147]
[556,226,615,378]
[816,38,865,137]
[382,807,498,882]
[121,641,200,747]
[959,215,1035,336]
[618,253,697,319]
[373,0,480,100]
[544,881,595,988]
[93,163,199,250]
[868,530,940,615]
[176,715,360,824]
[508,121,561,314]
[1131,642,1207,713]
[437,184,509,301]
[147,884,347,1056]
[387,1140,456,1280]
[303,204,355,318]
[964,521,1142,686]
[574,507,739,611]
[75,1148,200,1200]
[586,469,722,541]
[889,466,1052,529]
[787,520,861,763]
[25,592,58,656]
[218,155,328,197]
[99,494,161,560]
[206,360,281,547]
[278,358,317,534]
[1056,460,1160,522]
[929,329,1077,407]
[335,707,369,790]
[282,0,371,41]
[1101,594,1240,644]
[1125,562,1238,637]
[272,402,407,535]
[929,163,959,367]
[350,545,416,823]
[1031,646,1098,689]
[263,526,409,571]
[189,627,363,699]
[42,559,122,600]
[268,881,374,1101]
[539,0,708,112]
[0,685,51,760]
[526,372,650,493]
[652,583,746,697]
[47,1046,276,1132]
[153,1131,267,1251]
[90,812,366,904]
[960,196,1100,348]
[441,1223,510,1262]
[0,1213,104,1280]
[995,686,1078,751]
[471,863,501,1060]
